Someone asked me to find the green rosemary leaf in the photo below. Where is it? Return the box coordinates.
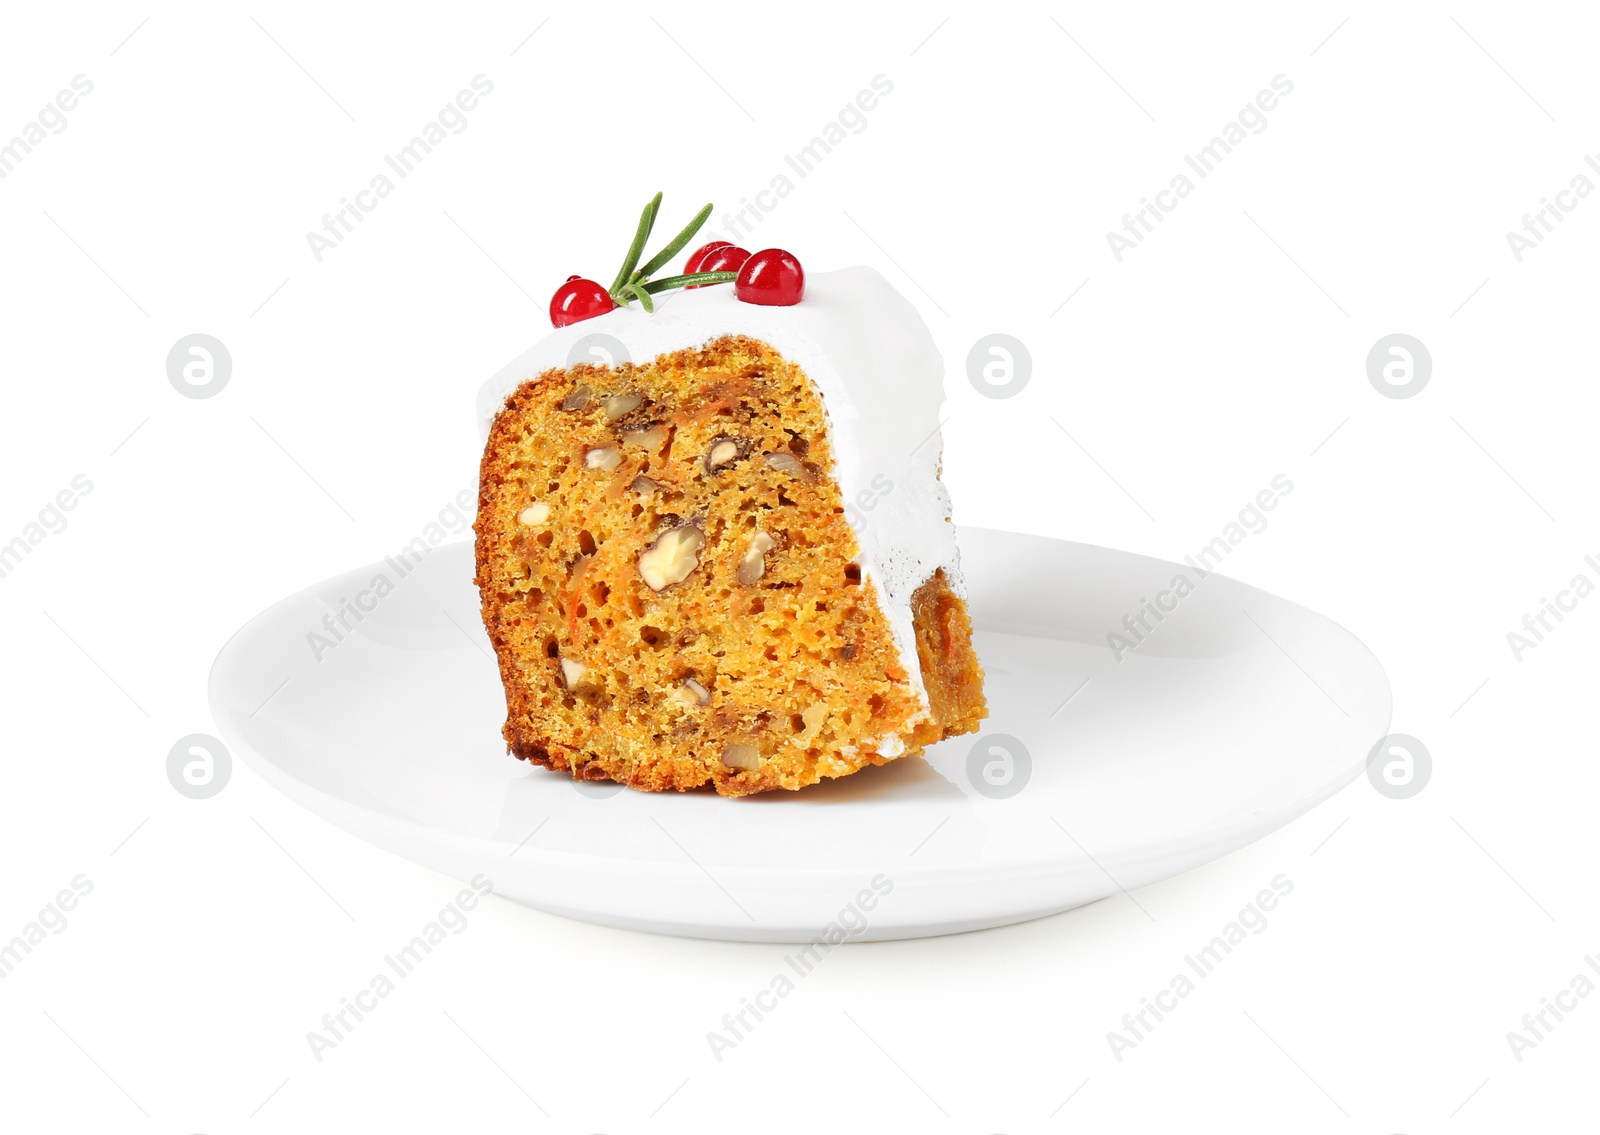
[641,270,737,293]
[609,192,663,296]
[627,280,655,313]
[635,202,713,280]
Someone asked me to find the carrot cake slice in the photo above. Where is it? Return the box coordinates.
[474,205,984,795]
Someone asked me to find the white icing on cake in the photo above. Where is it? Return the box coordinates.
[475,266,960,722]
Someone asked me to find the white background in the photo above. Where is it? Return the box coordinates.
[2,2,1596,1130]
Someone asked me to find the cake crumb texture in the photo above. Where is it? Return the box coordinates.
[475,335,986,796]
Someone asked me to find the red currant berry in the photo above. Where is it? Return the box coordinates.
[683,241,733,275]
[549,277,614,327]
[688,245,750,288]
[735,249,804,306]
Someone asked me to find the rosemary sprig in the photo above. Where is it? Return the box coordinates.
[608,192,661,297]
[625,280,655,313]
[635,202,713,280]
[642,270,736,293]
[602,194,726,310]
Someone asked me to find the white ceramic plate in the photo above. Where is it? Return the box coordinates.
[209,529,1390,942]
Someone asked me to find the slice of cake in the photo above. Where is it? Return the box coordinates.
[474,217,984,795]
